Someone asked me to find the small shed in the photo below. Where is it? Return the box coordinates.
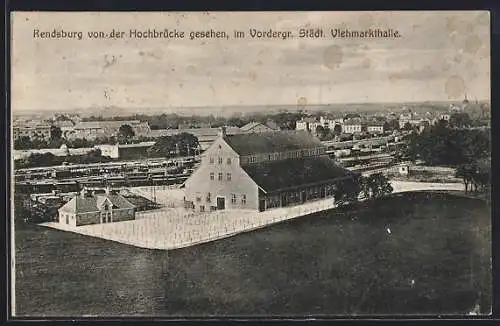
[398,164,410,176]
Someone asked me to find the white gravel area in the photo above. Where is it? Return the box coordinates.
[40,181,465,250]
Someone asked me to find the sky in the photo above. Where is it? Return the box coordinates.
[11,11,490,112]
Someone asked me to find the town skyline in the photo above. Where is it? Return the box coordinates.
[11,11,490,112]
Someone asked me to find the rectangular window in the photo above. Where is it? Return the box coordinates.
[200,205,205,212]
[231,194,237,204]
[209,157,214,164]
[196,197,201,202]
[241,194,246,205]
[210,172,214,180]
[206,192,211,202]
[226,173,232,181]
[218,173,223,181]
[218,157,223,164]
[227,157,232,165]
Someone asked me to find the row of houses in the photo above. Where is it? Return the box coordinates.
[12,120,152,142]
[13,118,281,146]
[296,115,386,135]
[12,122,52,141]
[296,110,455,136]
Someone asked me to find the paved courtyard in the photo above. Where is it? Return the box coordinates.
[40,181,466,250]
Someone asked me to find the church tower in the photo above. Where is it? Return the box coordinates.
[461,93,470,111]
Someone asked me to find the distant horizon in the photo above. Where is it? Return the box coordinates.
[12,100,490,119]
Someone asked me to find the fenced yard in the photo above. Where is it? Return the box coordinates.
[40,181,466,250]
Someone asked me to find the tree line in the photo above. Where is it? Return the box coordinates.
[81,112,308,131]
[402,119,490,193]
[334,172,394,205]
[14,149,113,169]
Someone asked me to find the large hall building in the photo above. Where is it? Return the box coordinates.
[183,127,355,212]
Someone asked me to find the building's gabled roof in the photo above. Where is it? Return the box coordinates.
[367,121,385,127]
[53,120,75,128]
[344,113,361,120]
[223,130,324,156]
[59,193,135,214]
[242,155,354,193]
[240,122,266,131]
[298,117,318,123]
[343,119,363,126]
[146,127,241,138]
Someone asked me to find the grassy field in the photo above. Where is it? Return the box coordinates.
[14,192,491,317]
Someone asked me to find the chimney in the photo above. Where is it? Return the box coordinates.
[80,187,87,198]
[218,126,227,138]
[105,186,111,195]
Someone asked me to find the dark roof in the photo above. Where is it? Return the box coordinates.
[344,113,361,120]
[367,121,385,127]
[223,130,324,156]
[266,120,281,130]
[242,155,353,193]
[343,120,363,126]
[240,122,266,131]
[59,193,135,214]
[147,127,241,138]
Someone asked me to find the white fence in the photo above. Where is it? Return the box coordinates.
[41,197,337,250]
[40,181,465,250]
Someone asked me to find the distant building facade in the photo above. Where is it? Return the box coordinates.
[70,120,151,140]
[13,122,52,141]
[399,111,423,129]
[296,116,342,134]
[367,121,385,134]
[183,128,354,212]
[342,120,362,134]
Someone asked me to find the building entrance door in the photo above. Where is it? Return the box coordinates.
[216,197,225,210]
[259,199,266,212]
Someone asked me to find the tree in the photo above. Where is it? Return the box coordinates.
[146,133,199,158]
[366,173,393,199]
[147,136,177,158]
[315,125,325,136]
[449,112,472,128]
[334,174,362,205]
[357,173,393,200]
[173,132,200,156]
[14,136,32,150]
[403,122,413,131]
[315,125,330,140]
[456,159,491,193]
[403,123,490,167]
[118,124,135,144]
[385,119,400,131]
[50,126,62,141]
[333,124,342,135]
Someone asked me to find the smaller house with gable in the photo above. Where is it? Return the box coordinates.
[58,187,136,226]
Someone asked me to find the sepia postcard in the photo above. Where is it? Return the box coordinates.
[10,11,491,317]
